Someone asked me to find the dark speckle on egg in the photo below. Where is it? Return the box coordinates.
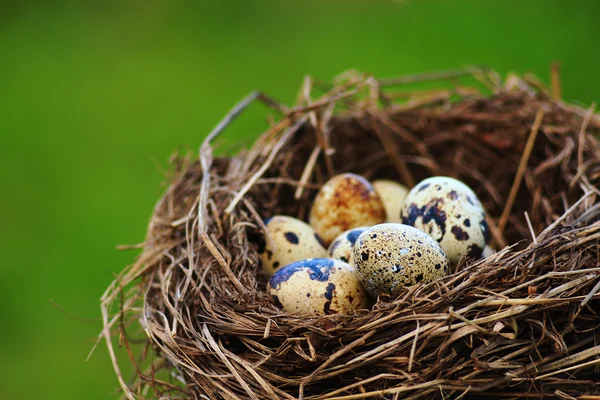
[272,295,283,309]
[324,282,335,301]
[447,190,459,200]
[284,232,299,244]
[480,218,490,242]
[346,228,364,245]
[464,218,471,227]
[402,199,448,240]
[468,243,484,258]
[451,226,470,241]
[361,251,369,261]
[323,283,336,314]
[417,183,430,192]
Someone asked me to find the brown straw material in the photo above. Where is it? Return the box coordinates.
[99,68,600,399]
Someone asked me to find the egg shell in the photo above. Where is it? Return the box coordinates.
[268,258,370,315]
[353,223,449,298]
[328,227,370,266]
[372,180,409,223]
[401,176,489,265]
[310,173,386,245]
[259,216,328,277]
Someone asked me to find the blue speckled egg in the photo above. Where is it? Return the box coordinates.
[328,226,370,265]
[268,258,369,315]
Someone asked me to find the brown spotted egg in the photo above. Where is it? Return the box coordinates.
[372,179,409,223]
[401,176,489,265]
[259,216,328,277]
[353,223,449,298]
[328,227,370,266]
[310,173,386,245]
[268,258,369,315]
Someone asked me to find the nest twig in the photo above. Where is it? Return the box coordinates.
[99,67,600,399]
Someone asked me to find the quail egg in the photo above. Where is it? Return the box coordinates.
[268,258,369,315]
[310,173,386,245]
[353,223,449,298]
[259,216,328,277]
[328,227,370,265]
[401,176,489,265]
[372,179,409,223]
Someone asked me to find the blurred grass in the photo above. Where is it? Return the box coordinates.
[0,0,599,398]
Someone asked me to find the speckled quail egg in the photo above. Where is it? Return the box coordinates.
[310,173,386,245]
[328,226,370,265]
[268,258,369,315]
[372,179,409,223]
[353,223,449,298]
[259,216,328,277]
[401,176,489,265]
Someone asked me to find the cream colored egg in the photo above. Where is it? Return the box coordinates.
[372,179,409,223]
[310,173,386,245]
[268,258,370,315]
[328,227,370,266]
[401,176,489,265]
[353,223,449,298]
[259,216,328,277]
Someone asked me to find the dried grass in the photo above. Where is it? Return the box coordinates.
[100,68,600,399]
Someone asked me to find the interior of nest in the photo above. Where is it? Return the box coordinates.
[245,91,597,268]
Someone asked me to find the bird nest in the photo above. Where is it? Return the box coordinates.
[101,68,600,399]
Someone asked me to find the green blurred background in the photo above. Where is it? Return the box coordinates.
[1,0,599,398]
